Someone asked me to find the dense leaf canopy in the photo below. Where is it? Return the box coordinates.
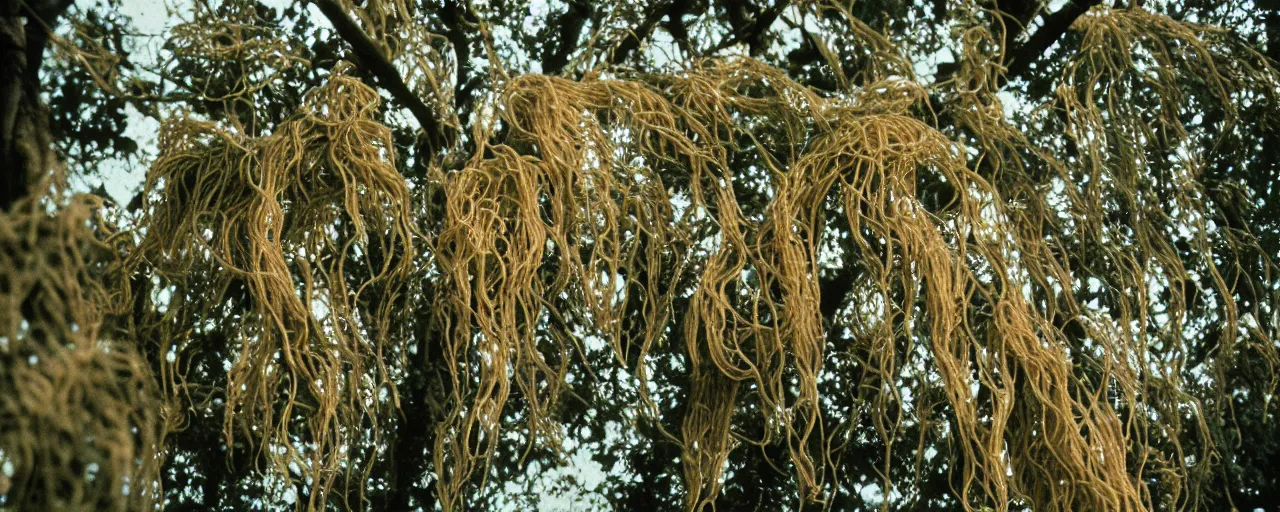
[2,0,1280,510]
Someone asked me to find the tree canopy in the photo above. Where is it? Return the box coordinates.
[2,0,1280,510]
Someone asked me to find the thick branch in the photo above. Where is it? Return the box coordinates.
[661,1,694,58]
[541,0,590,75]
[1004,0,1101,81]
[818,267,855,320]
[709,1,788,56]
[608,1,673,66]
[439,0,476,116]
[1,0,72,210]
[1,2,28,209]
[312,0,450,152]
[930,0,1099,90]
[383,345,435,510]
[992,0,1040,62]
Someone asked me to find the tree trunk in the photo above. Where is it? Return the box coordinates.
[0,0,68,210]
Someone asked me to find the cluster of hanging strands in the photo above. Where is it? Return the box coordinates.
[427,6,1280,512]
[89,2,1280,512]
[1045,7,1280,510]
[0,187,163,511]
[920,4,1279,511]
[128,63,417,507]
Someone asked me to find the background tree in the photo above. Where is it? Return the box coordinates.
[2,0,1280,510]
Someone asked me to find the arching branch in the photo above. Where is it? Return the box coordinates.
[311,0,452,153]
[931,0,1102,88]
[1004,0,1102,81]
[0,0,72,210]
[541,0,590,75]
[608,1,673,66]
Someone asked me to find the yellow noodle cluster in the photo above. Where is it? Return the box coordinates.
[0,193,162,511]
[132,66,415,506]
[93,4,1280,512]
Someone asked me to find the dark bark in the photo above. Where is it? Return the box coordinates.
[541,0,590,75]
[439,0,477,113]
[932,0,1100,88]
[0,1,28,210]
[710,1,787,56]
[311,0,452,154]
[383,347,436,511]
[0,0,69,210]
[990,0,1040,61]
[608,1,674,66]
[819,266,855,321]
[1004,0,1102,81]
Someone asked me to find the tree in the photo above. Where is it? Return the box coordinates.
[1,0,1279,510]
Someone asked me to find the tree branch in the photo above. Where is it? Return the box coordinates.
[1,0,72,210]
[930,0,1099,91]
[311,0,450,152]
[661,1,694,58]
[608,1,673,66]
[541,0,590,75]
[439,0,476,116]
[1004,0,1101,81]
[712,0,787,56]
[992,0,1040,63]
[0,2,28,209]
